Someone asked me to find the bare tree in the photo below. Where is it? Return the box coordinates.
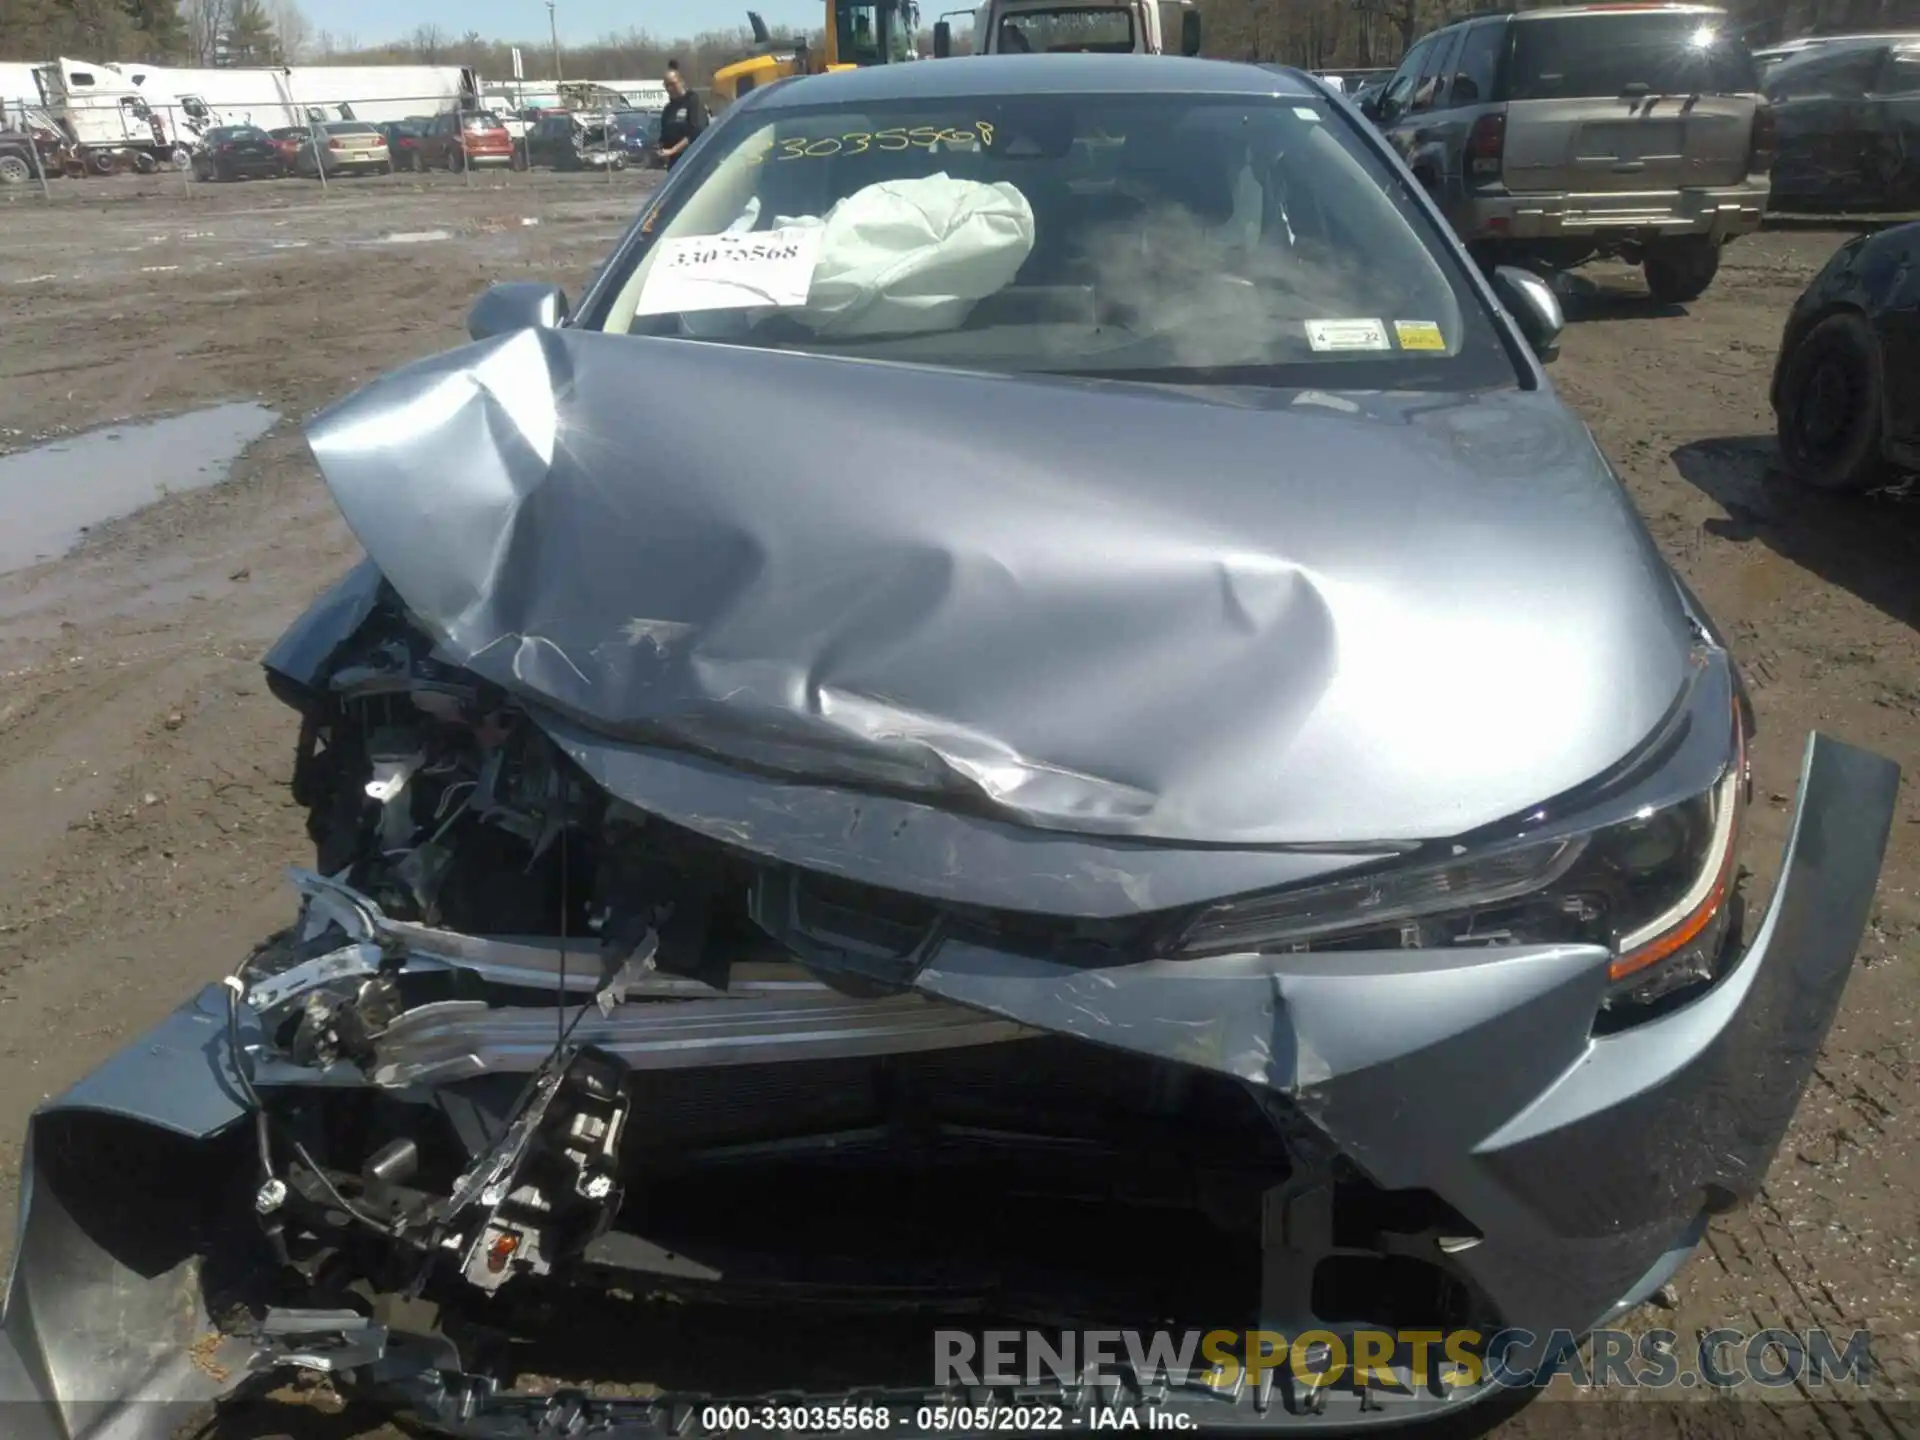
[182,0,228,64]
[269,0,311,60]
[410,21,446,61]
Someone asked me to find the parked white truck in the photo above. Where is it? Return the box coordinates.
[33,59,186,169]
[931,0,1200,56]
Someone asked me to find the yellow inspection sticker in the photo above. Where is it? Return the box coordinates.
[1395,320,1446,351]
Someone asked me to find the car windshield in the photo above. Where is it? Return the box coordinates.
[597,91,1512,388]
[997,7,1135,53]
[1508,13,1761,99]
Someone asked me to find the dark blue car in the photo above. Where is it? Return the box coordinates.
[607,107,662,166]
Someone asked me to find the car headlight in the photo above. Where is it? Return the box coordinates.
[1174,646,1748,1020]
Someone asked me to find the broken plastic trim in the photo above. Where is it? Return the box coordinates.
[254,869,1033,1089]
[369,992,1030,1086]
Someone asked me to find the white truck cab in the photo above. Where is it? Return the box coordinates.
[932,0,1200,56]
[34,59,187,168]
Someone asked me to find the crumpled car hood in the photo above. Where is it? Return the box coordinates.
[304,326,1692,846]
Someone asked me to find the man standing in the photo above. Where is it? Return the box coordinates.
[656,61,708,170]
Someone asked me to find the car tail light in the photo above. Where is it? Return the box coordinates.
[218,141,234,152]
[1748,102,1776,175]
[328,137,342,149]
[1467,113,1505,181]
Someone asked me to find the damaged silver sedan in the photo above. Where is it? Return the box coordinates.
[2,55,1901,1439]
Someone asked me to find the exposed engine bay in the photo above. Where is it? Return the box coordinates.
[191,575,1509,1426]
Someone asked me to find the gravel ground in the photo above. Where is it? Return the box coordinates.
[0,174,1916,1438]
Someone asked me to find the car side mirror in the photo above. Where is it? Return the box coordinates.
[467,282,570,342]
[933,20,952,57]
[1491,265,1563,364]
[1359,93,1382,120]
[1180,10,1202,56]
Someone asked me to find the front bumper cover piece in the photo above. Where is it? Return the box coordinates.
[0,731,1897,1437]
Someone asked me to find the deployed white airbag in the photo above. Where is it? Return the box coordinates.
[780,172,1036,339]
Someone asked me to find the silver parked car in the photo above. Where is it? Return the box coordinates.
[1366,3,1773,302]
[292,119,394,177]
[0,55,1896,1439]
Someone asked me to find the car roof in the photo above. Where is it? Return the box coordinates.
[1507,2,1726,17]
[1766,35,1897,71]
[751,54,1320,109]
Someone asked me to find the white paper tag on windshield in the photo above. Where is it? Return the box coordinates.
[1305,318,1390,353]
[634,226,824,317]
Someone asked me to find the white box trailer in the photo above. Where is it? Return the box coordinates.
[121,62,301,142]
[124,62,479,143]
[280,65,480,125]
[0,61,45,122]
[601,79,669,109]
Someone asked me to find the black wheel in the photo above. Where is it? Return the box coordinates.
[1775,311,1889,494]
[1642,236,1721,304]
[0,153,30,186]
[448,148,464,172]
[381,161,394,176]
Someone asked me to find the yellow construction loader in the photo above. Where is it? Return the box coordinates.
[711,0,919,107]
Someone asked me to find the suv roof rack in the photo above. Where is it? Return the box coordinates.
[1437,1,1722,23]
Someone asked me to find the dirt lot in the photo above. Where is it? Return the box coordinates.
[1,175,1917,1438]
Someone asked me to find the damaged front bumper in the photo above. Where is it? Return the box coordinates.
[0,730,1897,1437]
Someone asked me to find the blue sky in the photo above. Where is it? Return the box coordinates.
[322,0,826,48]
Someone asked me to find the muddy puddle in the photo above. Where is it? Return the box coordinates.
[0,402,279,573]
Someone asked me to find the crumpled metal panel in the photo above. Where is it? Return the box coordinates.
[304,325,1693,845]
[915,730,1901,1353]
[0,992,257,1440]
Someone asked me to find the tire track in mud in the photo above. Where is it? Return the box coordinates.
[1536,242,1920,1439]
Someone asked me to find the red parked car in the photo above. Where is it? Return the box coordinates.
[416,109,521,170]
[267,126,306,171]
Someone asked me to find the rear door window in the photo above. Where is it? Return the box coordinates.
[1508,13,1760,100]
[1767,45,1882,99]
[1873,47,1920,96]
[1450,21,1508,107]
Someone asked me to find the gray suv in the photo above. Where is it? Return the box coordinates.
[1364,3,1773,302]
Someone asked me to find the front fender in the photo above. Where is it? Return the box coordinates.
[914,730,1898,1355]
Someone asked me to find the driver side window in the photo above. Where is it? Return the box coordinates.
[1381,38,1435,120]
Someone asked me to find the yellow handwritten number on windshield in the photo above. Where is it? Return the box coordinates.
[770,124,991,161]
